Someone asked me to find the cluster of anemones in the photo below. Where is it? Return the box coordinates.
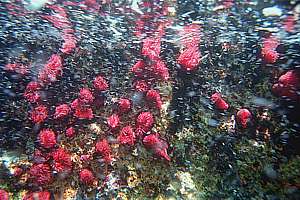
[125,13,173,161]
[210,92,252,128]
[68,75,109,120]
[131,12,171,84]
[15,9,78,190]
[71,88,95,119]
[26,71,171,194]
[26,76,110,186]
[24,76,109,186]
[24,54,64,124]
[1,188,51,200]
[132,49,169,82]
[84,13,174,165]
[26,129,73,187]
[114,109,170,161]
[42,4,76,54]
[115,33,171,161]
[20,4,79,125]
[7,1,175,196]
[130,39,167,111]
[22,74,111,188]
[104,108,170,161]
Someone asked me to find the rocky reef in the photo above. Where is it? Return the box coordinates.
[0,0,300,199]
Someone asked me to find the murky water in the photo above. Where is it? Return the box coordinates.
[0,0,300,199]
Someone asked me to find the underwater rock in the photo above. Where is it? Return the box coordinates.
[263,165,278,180]
[175,171,197,196]
[1,0,300,199]
[262,6,283,17]
[251,97,275,108]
